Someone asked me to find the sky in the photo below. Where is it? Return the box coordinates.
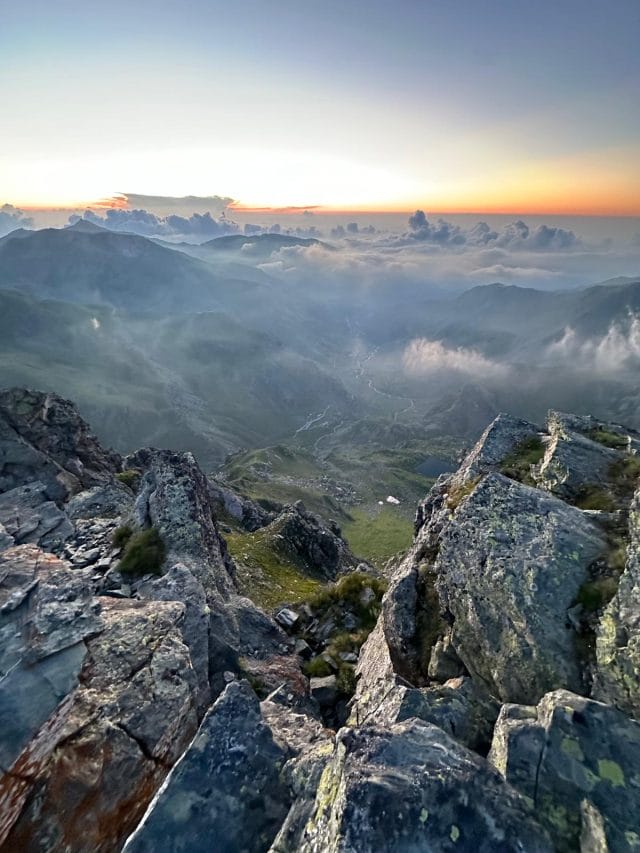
[1,0,639,214]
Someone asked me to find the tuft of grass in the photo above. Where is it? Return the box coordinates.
[118,527,166,577]
[609,455,640,499]
[575,576,620,613]
[307,572,387,631]
[116,469,141,490]
[447,477,481,510]
[574,486,617,512]
[112,524,133,549]
[303,656,333,678]
[587,428,628,450]
[500,436,545,485]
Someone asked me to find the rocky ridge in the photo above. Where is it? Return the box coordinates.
[1,390,639,851]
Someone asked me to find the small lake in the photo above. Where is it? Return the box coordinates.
[415,456,455,478]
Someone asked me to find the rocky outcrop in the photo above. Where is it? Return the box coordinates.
[489,690,640,851]
[290,719,553,852]
[241,500,362,582]
[208,477,275,531]
[0,388,120,501]
[124,681,291,853]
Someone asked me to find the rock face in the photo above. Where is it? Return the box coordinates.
[595,488,640,718]
[434,473,605,703]
[124,681,290,853]
[489,690,640,851]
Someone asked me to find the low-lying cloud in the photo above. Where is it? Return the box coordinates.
[0,204,33,237]
[403,338,509,379]
[546,316,640,373]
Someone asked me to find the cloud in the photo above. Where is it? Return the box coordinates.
[404,211,580,252]
[546,316,640,373]
[0,203,33,237]
[493,220,579,251]
[407,210,466,245]
[402,338,509,378]
[107,193,235,215]
[69,208,239,240]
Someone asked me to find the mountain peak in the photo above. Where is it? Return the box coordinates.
[65,218,107,234]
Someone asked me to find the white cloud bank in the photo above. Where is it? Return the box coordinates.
[403,338,509,379]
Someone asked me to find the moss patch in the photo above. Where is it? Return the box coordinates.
[446,477,480,510]
[587,428,628,450]
[116,469,141,490]
[500,436,545,485]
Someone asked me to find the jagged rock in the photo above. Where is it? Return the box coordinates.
[362,676,499,753]
[534,410,628,499]
[0,482,74,551]
[127,448,236,595]
[269,742,333,853]
[124,681,290,853]
[434,473,605,703]
[489,689,640,851]
[0,546,102,772]
[208,478,275,531]
[427,632,466,681]
[293,719,552,853]
[137,563,212,716]
[1,594,198,852]
[0,387,119,501]
[453,412,543,483]
[264,502,361,580]
[594,486,640,718]
[261,684,328,756]
[66,481,135,520]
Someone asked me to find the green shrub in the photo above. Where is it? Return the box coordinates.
[587,428,628,449]
[499,436,545,485]
[303,656,333,678]
[112,524,133,549]
[336,663,356,697]
[118,527,166,577]
[116,469,141,490]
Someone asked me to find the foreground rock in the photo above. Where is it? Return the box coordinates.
[124,681,290,853]
[290,719,553,852]
[489,690,640,851]
[1,584,198,851]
